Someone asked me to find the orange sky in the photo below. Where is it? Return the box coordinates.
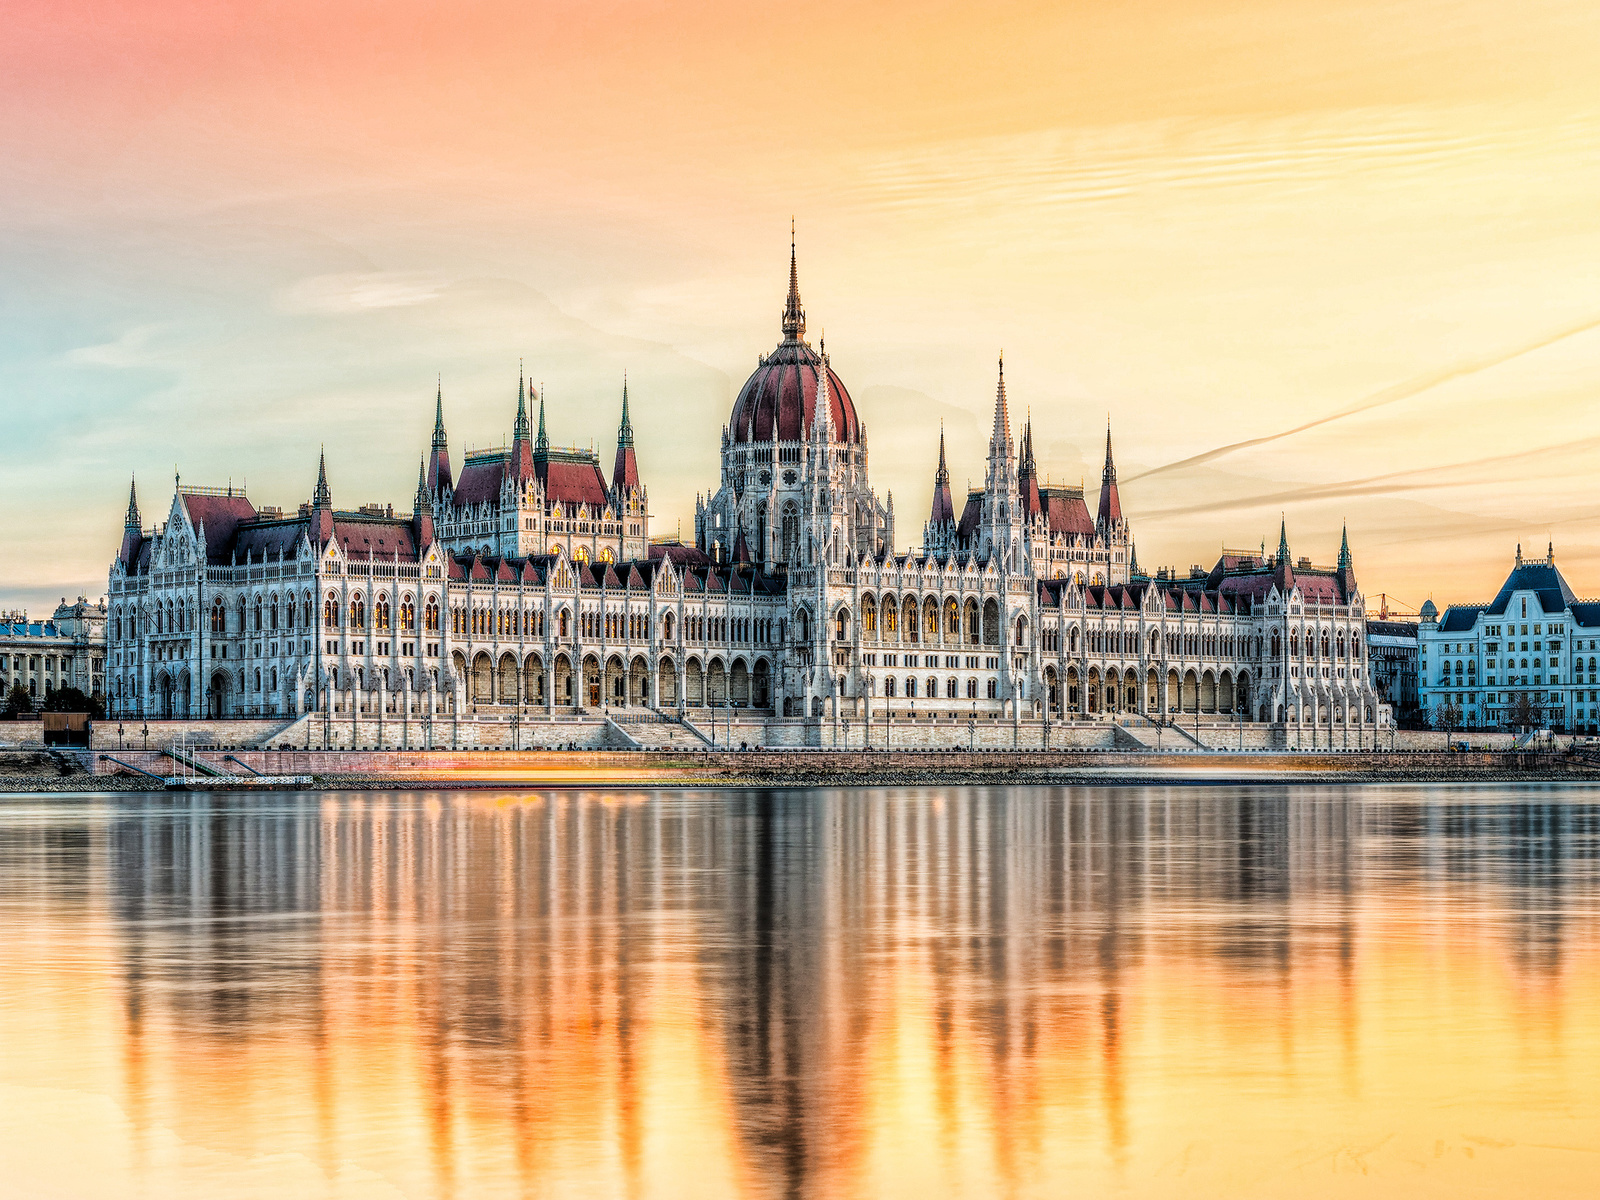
[5,1,1600,608]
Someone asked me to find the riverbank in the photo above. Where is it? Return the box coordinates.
[4,747,1600,792]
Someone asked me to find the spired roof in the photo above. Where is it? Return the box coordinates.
[539,450,611,510]
[728,239,860,445]
[1486,559,1577,615]
[451,451,508,508]
[332,517,418,561]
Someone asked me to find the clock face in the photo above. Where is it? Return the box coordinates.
[782,470,797,486]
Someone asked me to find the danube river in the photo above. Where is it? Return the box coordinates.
[1,785,1598,1199]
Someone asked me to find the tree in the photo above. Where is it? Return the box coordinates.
[1432,699,1463,735]
[40,686,104,720]
[1506,691,1545,733]
[2,683,31,718]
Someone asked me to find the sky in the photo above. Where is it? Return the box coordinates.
[5,0,1600,614]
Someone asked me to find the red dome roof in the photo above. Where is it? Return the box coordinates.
[729,236,861,445]
[729,340,860,445]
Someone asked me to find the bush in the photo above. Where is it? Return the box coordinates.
[2,683,32,718]
[39,686,105,720]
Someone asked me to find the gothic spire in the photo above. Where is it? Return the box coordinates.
[929,424,955,529]
[935,424,950,486]
[990,353,1010,450]
[617,372,634,449]
[1277,517,1291,565]
[124,476,140,531]
[613,374,640,494]
[431,376,447,450]
[1096,420,1123,533]
[414,458,431,514]
[513,363,530,442]
[427,379,453,494]
[313,447,331,509]
[1338,520,1352,571]
[781,220,806,342]
[536,385,549,453]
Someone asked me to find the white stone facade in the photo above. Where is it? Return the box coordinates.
[106,247,1386,743]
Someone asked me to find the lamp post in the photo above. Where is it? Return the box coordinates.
[969,700,976,752]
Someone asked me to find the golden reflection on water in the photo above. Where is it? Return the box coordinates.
[1,786,1598,1199]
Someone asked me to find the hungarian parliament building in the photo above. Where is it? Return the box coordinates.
[105,243,1387,744]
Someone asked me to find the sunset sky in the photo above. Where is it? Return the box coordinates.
[6,0,1600,611]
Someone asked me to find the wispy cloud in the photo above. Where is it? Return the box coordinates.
[277,272,450,315]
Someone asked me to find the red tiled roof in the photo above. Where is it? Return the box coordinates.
[649,542,713,567]
[452,457,506,507]
[333,519,418,562]
[540,456,611,510]
[180,493,259,563]
[729,340,859,445]
[1040,488,1094,538]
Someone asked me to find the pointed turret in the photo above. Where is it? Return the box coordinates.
[1336,520,1357,602]
[310,448,335,545]
[119,476,142,565]
[427,378,453,494]
[781,220,805,343]
[535,386,549,454]
[511,366,534,480]
[1273,517,1295,592]
[612,373,640,493]
[1096,424,1123,534]
[990,354,1011,453]
[413,458,435,548]
[1018,412,1041,518]
[928,425,955,529]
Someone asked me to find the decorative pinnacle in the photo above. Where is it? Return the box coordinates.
[1277,517,1290,565]
[124,475,140,529]
[536,384,548,452]
[414,457,431,514]
[1338,520,1352,570]
[313,446,331,508]
[432,376,447,449]
[514,362,530,442]
[618,372,633,448]
[991,353,1010,447]
[781,221,805,341]
[935,423,949,484]
[1103,423,1116,481]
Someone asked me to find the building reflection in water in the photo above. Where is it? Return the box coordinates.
[0,785,1597,1198]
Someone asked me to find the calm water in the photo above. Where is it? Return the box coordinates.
[2,786,1599,1199]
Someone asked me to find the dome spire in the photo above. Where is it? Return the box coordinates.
[781,219,806,342]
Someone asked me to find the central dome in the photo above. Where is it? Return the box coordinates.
[727,242,861,445]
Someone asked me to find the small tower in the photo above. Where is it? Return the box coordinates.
[510,366,534,482]
[1273,517,1294,593]
[119,476,142,566]
[1336,521,1357,602]
[612,374,640,495]
[311,448,334,545]
[925,426,956,554]
[427,379,453,495]
[1096,425,1124,539]
[413,458,434,550]
[979,354,1019,565]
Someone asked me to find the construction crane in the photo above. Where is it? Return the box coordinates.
[1373,593,1419,620]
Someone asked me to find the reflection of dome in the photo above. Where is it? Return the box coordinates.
[727,241,861,445]
[1419,599,1438,621]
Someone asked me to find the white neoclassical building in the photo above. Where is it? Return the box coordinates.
[105,241,1386,746]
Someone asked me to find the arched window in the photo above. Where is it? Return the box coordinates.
[947,677,958,698]
[1015,616,1028,647]
[269,596,279,630]
[349,595,366,629]
[211,598,227,634]
[324,593,339,628]
[424,598,440,632]
[987,679,997,699]
[836,608,850,641]
[375,597,391,632]
[906,676,918,698]
[559,609,570,639]
[885,676,896,698]
[966,678,978,699]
